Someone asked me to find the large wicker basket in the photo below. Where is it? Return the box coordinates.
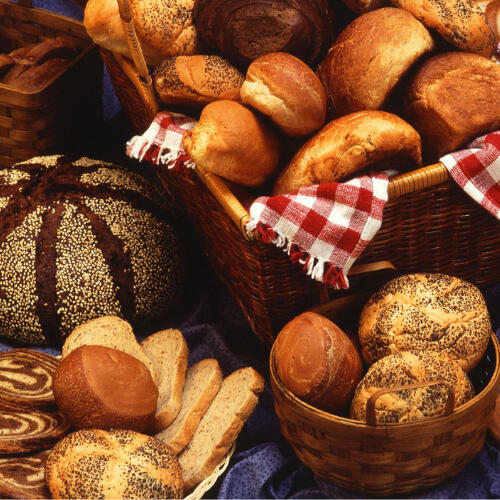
[0,0,103,167]
[270,331,500,496]
[98,1,500,345]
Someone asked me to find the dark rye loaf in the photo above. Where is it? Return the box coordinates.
[0,155,184,346]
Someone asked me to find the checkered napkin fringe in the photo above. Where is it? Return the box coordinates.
[440,131,500,219]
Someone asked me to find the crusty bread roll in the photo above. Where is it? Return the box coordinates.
[182,100,282,187]
[83,0,200,67]
[350,350,475,424]
[45,429,183,499]
[359,273,492,371]
[484,0,500,41]
[404,52,500,158]
[240,52,326,138]
[318,8,435,116]
[274,312,363,413]
[53,345,159,432]
[391,0,495,57]
[154,55,244,107]
[272,110,422,195]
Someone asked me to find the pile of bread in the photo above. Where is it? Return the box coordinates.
[274,273,492,424]
[84,0,500,193]
[0,317,263,499]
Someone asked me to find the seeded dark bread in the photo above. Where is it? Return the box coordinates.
[358,273,492,371]
[350,350,475,423]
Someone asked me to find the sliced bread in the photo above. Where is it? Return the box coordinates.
[155,358,222,455]
[141,329,189,431]
[61,316,156,382]
[179,367,265,491]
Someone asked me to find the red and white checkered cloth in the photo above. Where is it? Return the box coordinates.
[440,131,500,219]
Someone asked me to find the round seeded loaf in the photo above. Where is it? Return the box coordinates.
[358,273,492,371]
[350,350,475,423]
[0,156,185,346]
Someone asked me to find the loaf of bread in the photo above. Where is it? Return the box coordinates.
[182,100,282,187]
[84,0,200,67]
[53,345,159,433]
[391,0,495,56]
[358,273,492,371]
[273,110,422,195]
[193,0,336,67]
[141,329,189,431]
[45,429,184,499]
[154,55,244,107]
[3,58,70,91]
[274,312,363,412]
[318,8,434,116]
[16,37,80,67]
[404,52,500,158]
[483,0,500,42]
[240,52,326,137]
[350,350,475,423]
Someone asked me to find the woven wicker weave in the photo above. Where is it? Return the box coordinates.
[0,0,102,167]
[99,1,500,346]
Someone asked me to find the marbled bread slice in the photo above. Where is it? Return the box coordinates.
[141,329,189,431]
[179,367,264,491]
[155,358,222,454]
[62,316,156,382]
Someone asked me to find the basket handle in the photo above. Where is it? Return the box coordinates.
[365,379,456,426]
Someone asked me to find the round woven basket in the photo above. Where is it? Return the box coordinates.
[270,334,500,496]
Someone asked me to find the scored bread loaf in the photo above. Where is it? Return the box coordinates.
[62,316,157,382]
[141,329,189,431]
[179,367,264,491]
[155,358,222,454]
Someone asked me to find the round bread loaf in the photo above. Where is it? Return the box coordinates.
[358,273,492,371]
[45,429,183,499]
[84,0,200,66]
[0,155,184,346]
[182,100,281,187]
[318,8,434,116]
[390,0,495,57]
[274,312,363,412]
[240,52,326,137]
[404,52,500,158]
[193,0,336,67]
[272,110,422,195]
[153,55,244,107]
[53,345,159,432]
[350,350,475,424]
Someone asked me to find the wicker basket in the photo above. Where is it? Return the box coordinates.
[99,0,500,346]
[270,331,500,496]
[0,0,103,167]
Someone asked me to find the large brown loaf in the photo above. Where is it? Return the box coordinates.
[0,156,185,346]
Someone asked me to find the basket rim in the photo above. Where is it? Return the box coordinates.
[270,332,500,430]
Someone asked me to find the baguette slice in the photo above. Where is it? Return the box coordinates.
[61,316,156,383]
[155,358,222,455]
[141,329,189,431]
[179,367,265,491]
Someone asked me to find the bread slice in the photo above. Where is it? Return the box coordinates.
[141,329,189,431]
[61,316,156,383]
[155,358,222,455]
[179,367,264,491]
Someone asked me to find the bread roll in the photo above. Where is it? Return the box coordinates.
[350,350,474,423]
[240,52,326,138]
[53,345,159,432]
[358,273,492,371]
[182,100,281,187]
[273,110,421,195]
[391,0,495,57]
[45,429,183,499]
[318,8,434,116]
[193,0,336,67]
[83,0,200,67]
[404,52,500,158]
[274,312,363,412]
[484,0,500,41]
[154,55,244,107]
